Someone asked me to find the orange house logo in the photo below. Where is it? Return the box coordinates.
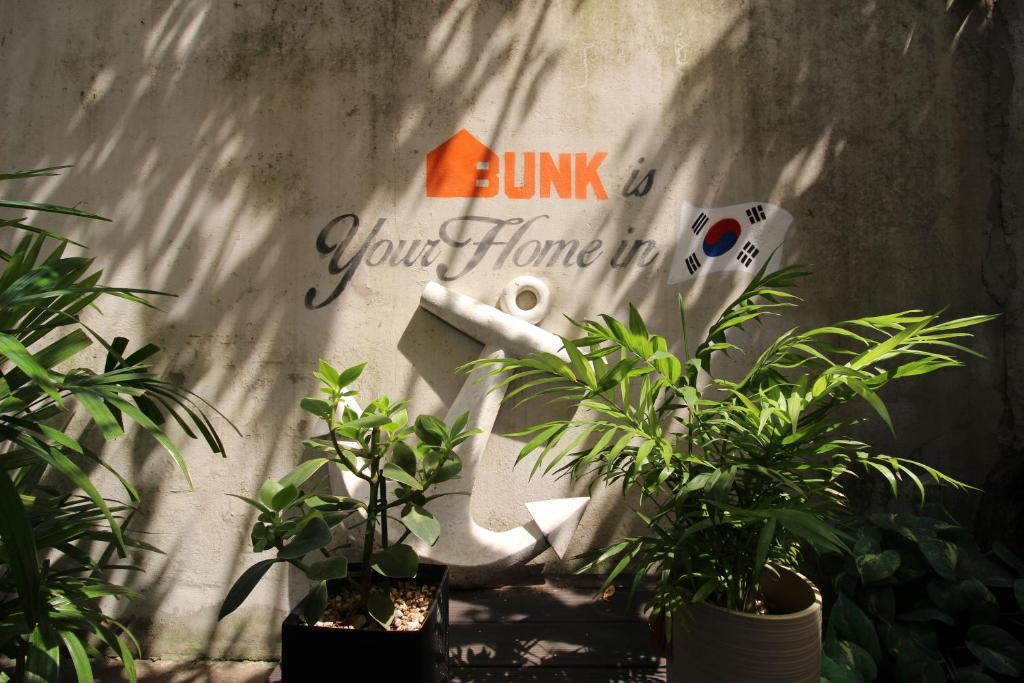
[426,129,608,200]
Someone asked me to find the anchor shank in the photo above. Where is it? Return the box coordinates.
[421,281,567,359]
[442,343,507,489]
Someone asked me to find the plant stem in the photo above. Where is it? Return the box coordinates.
[359,427,380,613]
[379,477,388,548]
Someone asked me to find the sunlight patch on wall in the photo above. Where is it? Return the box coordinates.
[772,127,834,201]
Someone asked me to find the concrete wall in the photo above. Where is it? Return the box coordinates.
[975,0,1024,553]
[0,0,1013,660]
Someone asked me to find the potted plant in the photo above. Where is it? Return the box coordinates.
[0,167,228,683]
[470,263,994,682]
[218,360,477,682]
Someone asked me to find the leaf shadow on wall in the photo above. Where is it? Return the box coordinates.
[0,0,1014,666]
[395,0,1010,582]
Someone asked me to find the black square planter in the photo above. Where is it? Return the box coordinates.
[280,563,449,682]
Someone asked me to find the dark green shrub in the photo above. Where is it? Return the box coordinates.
[817,512,1024,682]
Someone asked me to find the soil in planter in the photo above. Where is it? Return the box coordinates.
[315,581,437,632]
[755,594,805,615]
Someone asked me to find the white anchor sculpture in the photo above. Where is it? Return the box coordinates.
[329,277,590,576]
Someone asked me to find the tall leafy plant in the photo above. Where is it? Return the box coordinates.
[219,361,476,629]
[470,263,993,624]
[0,167,225,683]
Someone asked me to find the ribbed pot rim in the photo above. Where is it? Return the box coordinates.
[690,567,822,622]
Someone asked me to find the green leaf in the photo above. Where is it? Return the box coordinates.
[754,517,776,574]
[0,467,40,627]
[650,350,682,383]
[824,637,877,681]
[847,378,894,434]
[336,362,366,388]
[434,457,462,483]
[24,622,60,683]
[14,434,128,552]
[258,480,284,509]
[451,411,469,435]
[307,556,348,580]
[0,164,73,180]
[391,441,417,476]
[367,589,395,628]
[515,423,563,463]
[300,398,333,420]
[300,580,328,626]
[305,494,363,512]
[105,394,194,487]
[38,424,83,454]
[0,197,108,220]
[830,594,882,664]
[316,359,340,389]
[72,389,124,441]
[402,505,441,546]
[219,559,278,619]
[965,624,1024,677]
[919,538,958,581]
[382,463,423,490]
[635,439,655,468]
[279,458,328,488]
[786,389,803,432]
[820,653,863,683]
[564,338,595,387]
[340,414,390,431]
[414,415,448,446]
[371,543,418,578]
[677,293,692,361]
[0,332,59,402]
[278,515,332,559]
[59,629,94,683]
[605,551,634,585]
[270,484,300,511]
[105,627,137,683]
[691,578,718,603]
[768,508,849,554]
[864,459,899,496]
[852,528,882,556]
[627,303,649,338]
[856,550,901,583]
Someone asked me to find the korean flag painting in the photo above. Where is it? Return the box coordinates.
[667,201,793,284]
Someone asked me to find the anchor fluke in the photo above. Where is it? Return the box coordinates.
[526,497,591,559]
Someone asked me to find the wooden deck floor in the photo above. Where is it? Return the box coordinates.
[263,579,666,682]
[448,580,666,682]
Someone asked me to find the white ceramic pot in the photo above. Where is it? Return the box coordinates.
[668,567,822,683]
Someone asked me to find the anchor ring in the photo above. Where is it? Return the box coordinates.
[499,276,551,324]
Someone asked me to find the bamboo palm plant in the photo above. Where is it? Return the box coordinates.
[469,263,994,624]
[0,167,226,683]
